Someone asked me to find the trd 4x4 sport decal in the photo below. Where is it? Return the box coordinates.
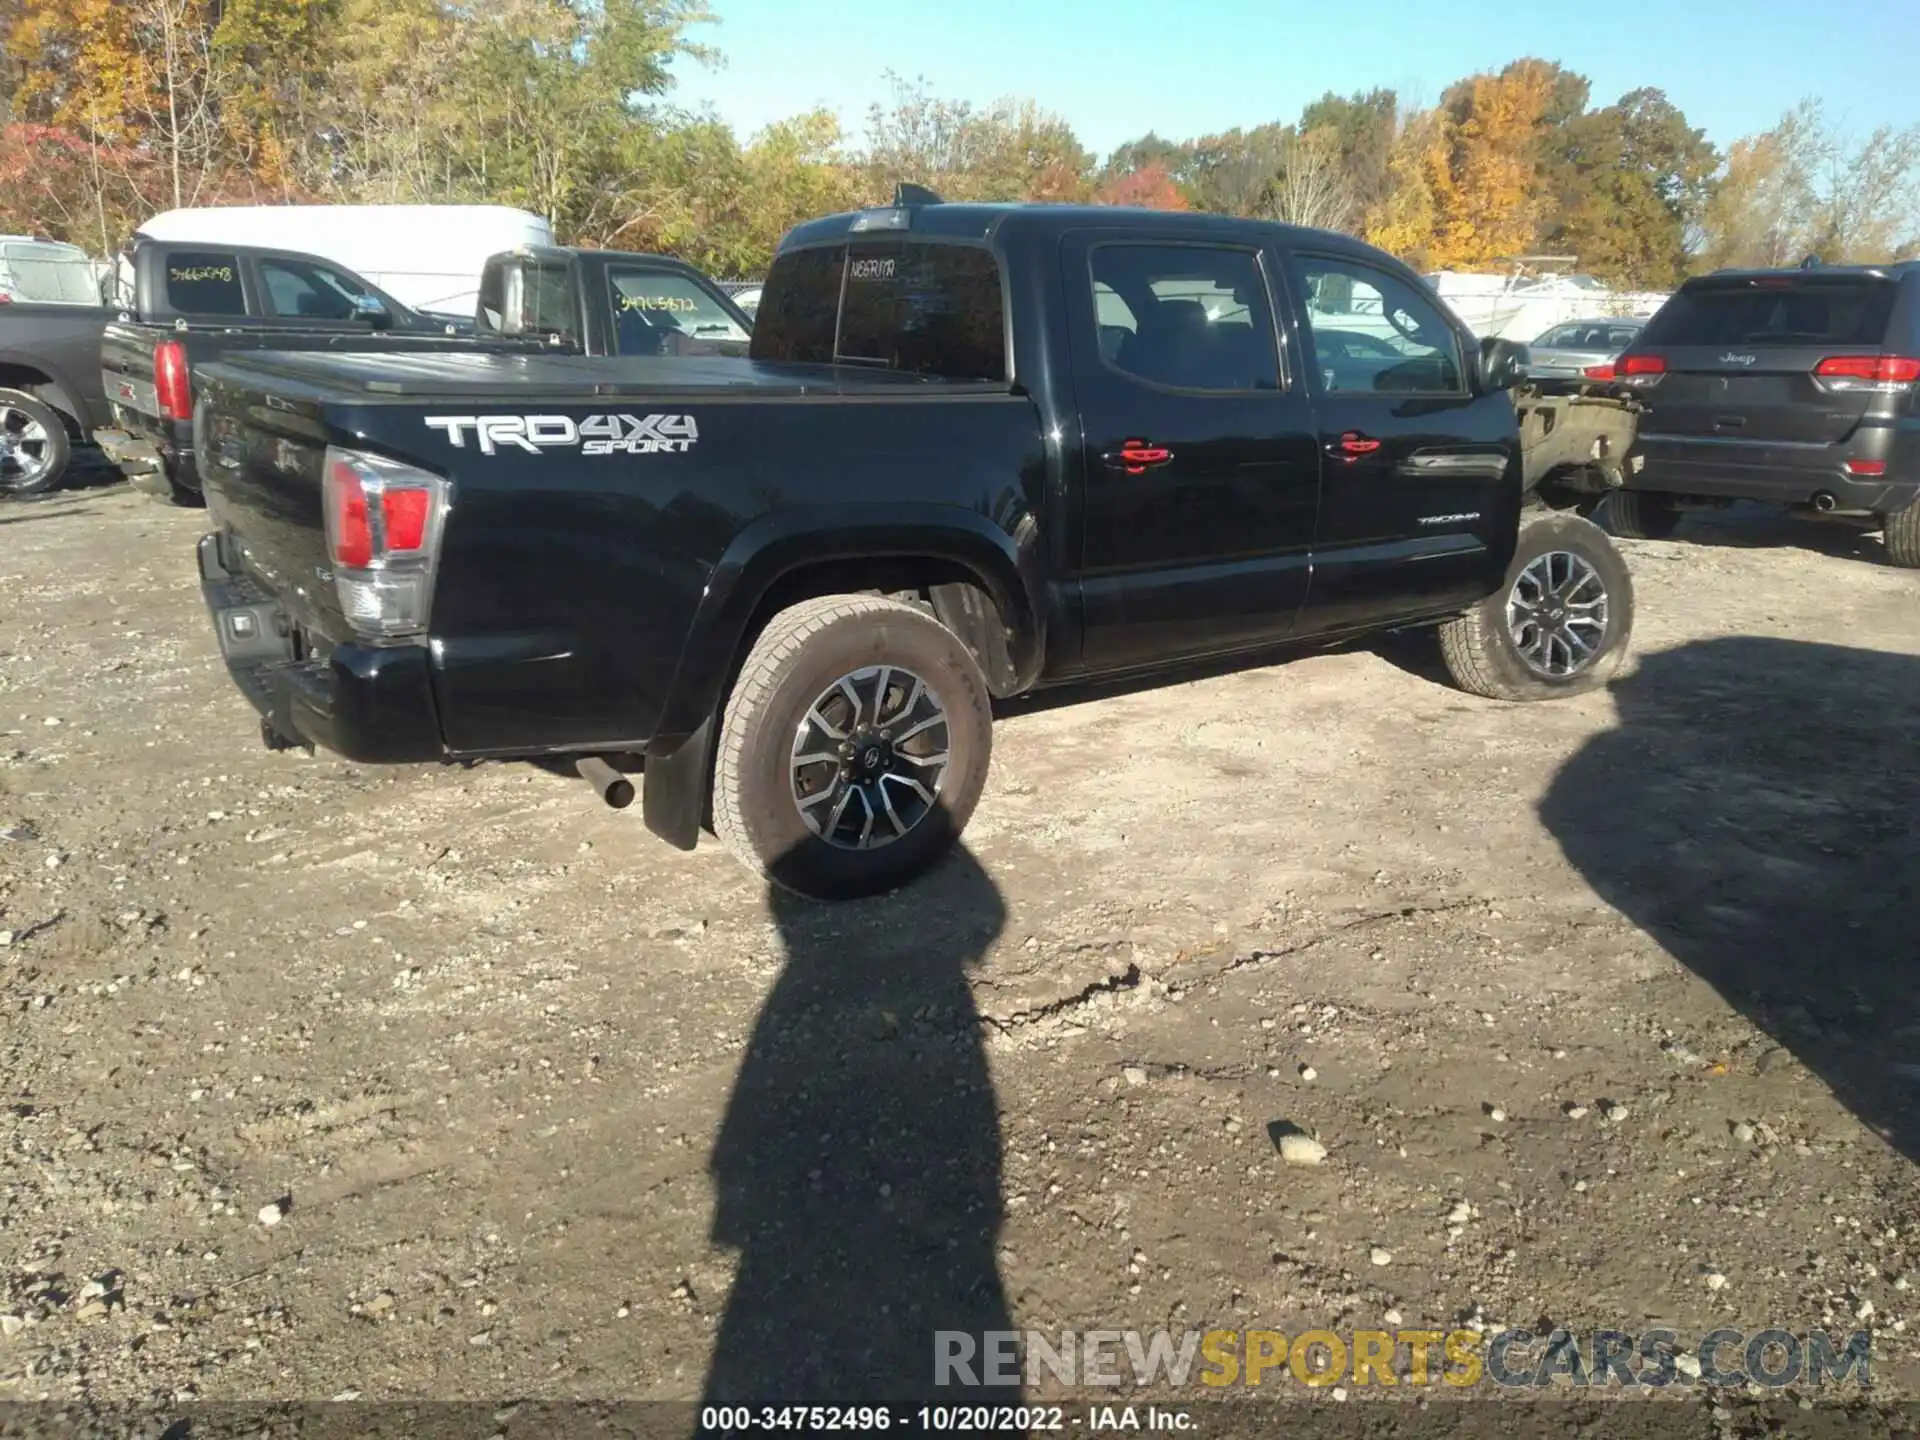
[423,414,699,457]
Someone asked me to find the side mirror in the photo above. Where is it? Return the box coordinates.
[352,294,391,330]
[1479,336,1528,392]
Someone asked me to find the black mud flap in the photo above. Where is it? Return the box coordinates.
[642,715,715,852]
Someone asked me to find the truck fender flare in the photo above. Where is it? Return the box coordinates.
[0,350,86,434]
[639,504,1045,852]
[662,504,1044,740]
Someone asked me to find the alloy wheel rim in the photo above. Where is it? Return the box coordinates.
[789,665,951,850]
[0,405,53,490]
[1504,550,1610,679]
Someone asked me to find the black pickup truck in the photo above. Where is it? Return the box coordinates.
[192,197,1638,900]
[97,241,751,505]
[95,239,518,505]
[0,299,115,495]
[473,244,753,356]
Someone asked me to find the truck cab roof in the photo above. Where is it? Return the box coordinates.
[1698,260,1920,284]
[781,200,1388,260]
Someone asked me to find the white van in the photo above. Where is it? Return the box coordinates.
[0,237,103,306]
[132,205,553,318]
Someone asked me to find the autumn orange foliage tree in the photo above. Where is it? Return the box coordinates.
[2,2,1911,282]
[1095,164,1188,210]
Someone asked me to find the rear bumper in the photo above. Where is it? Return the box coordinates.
[197,532,444,764]
[1629,432,1920,512]
[100,411,198,494]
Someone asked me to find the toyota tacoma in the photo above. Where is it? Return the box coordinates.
[191,195,1638,899]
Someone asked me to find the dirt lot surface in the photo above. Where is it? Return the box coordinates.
[2,476,1918,1421]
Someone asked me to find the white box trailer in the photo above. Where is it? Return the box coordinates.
[132,205,554,318]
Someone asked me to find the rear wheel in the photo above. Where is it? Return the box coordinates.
[1601,489,1681,541]
[1882,503,1920,569]
[1438,512,1635,702]
[714,594,993,901]
[0,390,70,497]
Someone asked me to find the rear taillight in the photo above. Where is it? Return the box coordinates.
[321,446,450,642]
[1813,355,1920,392]
[154,340,192,421]
[1589,353,1664,388]
[1844,458,1888,477]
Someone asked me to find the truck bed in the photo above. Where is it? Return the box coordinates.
[194,350,1042,761]
[197,348,990,401]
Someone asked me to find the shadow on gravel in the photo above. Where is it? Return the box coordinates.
[0,504,97,525]
[1631,503,1890,565]
[1541,637,1920,1164]
[700,844,1021,1406]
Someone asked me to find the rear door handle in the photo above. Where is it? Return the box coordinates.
[1104,439,1174,475]
[1328,430,1383,461]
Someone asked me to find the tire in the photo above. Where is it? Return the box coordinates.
[1882,502,1920,569]
[714,594,993,901]
[1438,512,1635,703]
[1601,488,1681,541]
[0,389,71,497]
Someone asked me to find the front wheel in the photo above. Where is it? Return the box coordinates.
[714,594,994,901]
[0,390,71,497]
[1438,513,1635,702]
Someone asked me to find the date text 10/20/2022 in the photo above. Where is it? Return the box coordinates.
[697,1407,1191,1432]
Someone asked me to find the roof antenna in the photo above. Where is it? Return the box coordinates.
[1800,254,1821,269]
[893,183,943,208]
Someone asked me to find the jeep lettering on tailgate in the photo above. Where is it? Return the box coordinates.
[424,414,700,457]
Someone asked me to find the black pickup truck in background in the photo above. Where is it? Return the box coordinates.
[0,298,115,495]
[97,240,753,505]
[94,239,522,505]
[192,195,1638,900]
[473,244,753,356]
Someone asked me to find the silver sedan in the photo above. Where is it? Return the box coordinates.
[1523,318,1646,380]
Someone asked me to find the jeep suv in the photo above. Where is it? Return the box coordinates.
[1595,261,1920,567]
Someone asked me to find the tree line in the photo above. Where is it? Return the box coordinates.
[1,0,1916,283]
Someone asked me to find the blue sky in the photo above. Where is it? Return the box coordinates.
[670,0,1920,161]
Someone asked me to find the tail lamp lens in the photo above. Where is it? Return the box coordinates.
[321,447,449,641]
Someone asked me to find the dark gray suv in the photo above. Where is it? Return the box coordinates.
[1595,261,1920,566]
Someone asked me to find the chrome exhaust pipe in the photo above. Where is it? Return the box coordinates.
[1812,491,1838,512]
[576,755,635,809]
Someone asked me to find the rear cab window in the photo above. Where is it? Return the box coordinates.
[165,251,246,316]
[478,258,577,344]
[1640,278,1898,348]
[751,241,1008,382]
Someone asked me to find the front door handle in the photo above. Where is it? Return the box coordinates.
[1103,439,1174,475]
[1328,430,1383,461]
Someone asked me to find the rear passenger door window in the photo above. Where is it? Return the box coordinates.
[1296,257,1463,395]
[1089,244,1281,392]
[165,251,245,316]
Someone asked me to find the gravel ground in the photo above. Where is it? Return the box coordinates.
[1,475,1917,1419]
